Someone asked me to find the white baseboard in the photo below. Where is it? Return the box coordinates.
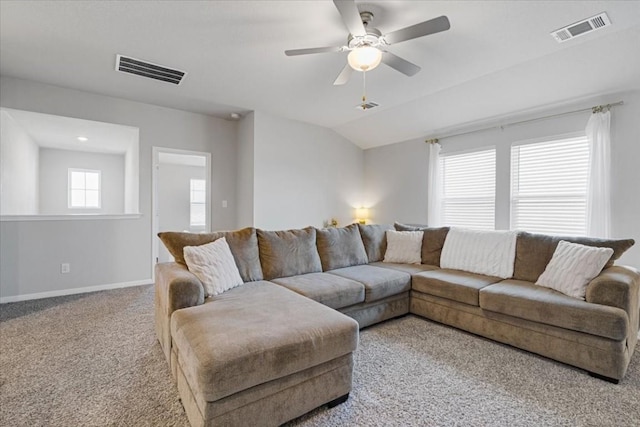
[0,279,153,304]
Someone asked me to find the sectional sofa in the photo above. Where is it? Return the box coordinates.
[155,223,639,427]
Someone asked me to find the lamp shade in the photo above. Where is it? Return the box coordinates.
[348,46,382,72]
[356,207,369,224]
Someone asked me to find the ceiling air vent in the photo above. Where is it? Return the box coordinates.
[355,101,379,111]
[551,12,611,43]
[116,54,186,85]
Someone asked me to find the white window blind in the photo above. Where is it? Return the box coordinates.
[440,148,496,230]
[511,135,589,235]
[190,179,206,227]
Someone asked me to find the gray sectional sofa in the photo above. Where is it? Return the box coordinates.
[155,223,639,427]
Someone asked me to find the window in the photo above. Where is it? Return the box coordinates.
[511,135,589,235]
[190,179,206,227]
[440,148,496,230]
[68,169,101,208]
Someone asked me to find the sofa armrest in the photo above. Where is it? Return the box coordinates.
[155,262,205,316]
[586,266,639,328]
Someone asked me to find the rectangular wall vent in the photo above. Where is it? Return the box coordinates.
[355,101,379,111]
[116,54,186,85]
[550,12,611,43]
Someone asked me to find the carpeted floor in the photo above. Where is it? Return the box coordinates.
[1,285,639,427]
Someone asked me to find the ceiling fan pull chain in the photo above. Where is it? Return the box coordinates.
[362,71,367,110]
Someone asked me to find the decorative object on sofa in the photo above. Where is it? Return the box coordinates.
[356,207,369,224]
[183,237,243,297]
[383,230,423,264]
[284,0,450,86]
[440,227,517,279]
[535,240,614,299]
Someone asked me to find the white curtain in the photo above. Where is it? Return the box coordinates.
[427,142,442,226]
[585,110,611,238]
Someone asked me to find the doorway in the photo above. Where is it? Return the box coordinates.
[152,147,211,269]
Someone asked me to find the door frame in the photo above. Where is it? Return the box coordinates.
[151,147,212,279]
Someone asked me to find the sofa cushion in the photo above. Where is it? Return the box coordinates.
[158,227,263,282]
[412,269,501,306]
[171,281,358,402]
[271,272,365,309]
[440,228,517,279]
[513,231,634,283]
[370,261,439,275]
[392,223,449,266]
[328,265,411,303]
[535,240,614,300]
[316,224,368,271]
[479,280,629,341]
[183,238,243,297]
[383,230,423,264]
[257,227,322,280]
[358,223,393,262]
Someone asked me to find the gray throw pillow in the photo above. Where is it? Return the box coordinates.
[257,227,322,280]
[316,223,369,271]
[358,223,393,263]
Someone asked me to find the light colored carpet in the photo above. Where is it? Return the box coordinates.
[1,284,639,426]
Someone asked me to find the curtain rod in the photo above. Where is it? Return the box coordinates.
[425,101,624,143]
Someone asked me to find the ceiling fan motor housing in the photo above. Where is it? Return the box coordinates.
[347,11,385,49]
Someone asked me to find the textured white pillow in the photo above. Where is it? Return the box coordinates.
[183,237,243,297]
[440,228,518,279]
[383,230,423,264]
[535,240,614,300]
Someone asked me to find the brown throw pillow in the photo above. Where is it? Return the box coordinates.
[393,222,449,266]
[513,231,635,282]
[157,227,263,282]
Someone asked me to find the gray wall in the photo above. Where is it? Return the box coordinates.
[252,111,364,230]
[236,112,255,228]
[39,148,125,215]
[0,76,238,299]
[0,109,39,214]
[363,90,640,269]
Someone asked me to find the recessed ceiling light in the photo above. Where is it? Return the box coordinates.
[230,113,241,120]
[77,136,88,141]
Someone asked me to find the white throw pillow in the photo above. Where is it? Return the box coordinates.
[383,230,423,264]
[535,240,614,300]
[183,237,243,297]
[440,227,517,279]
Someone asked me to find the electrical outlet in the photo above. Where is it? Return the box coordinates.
[61,263,70,274]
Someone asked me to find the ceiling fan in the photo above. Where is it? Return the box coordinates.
[285,0,451,85]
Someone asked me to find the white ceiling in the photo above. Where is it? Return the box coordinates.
[2,108,138,154]
[1,1,639,149]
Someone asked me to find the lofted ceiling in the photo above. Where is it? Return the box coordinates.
[1,1,639,149]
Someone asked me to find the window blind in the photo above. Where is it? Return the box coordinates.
[440,148,496,230]
[511,136,589,235]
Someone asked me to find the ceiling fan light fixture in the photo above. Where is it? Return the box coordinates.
[348,46,382,72]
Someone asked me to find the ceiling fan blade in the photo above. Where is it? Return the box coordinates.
[333,64,353,85]
[333,0,366,37]
[383,15,450,45]
[285,46,342,56]
[381,51,421,76]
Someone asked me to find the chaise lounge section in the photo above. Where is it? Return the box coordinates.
[156,222,639,426]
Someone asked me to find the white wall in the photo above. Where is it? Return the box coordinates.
[0,76,238,300]
[364,90,640,269]
[252,111,364,230]
[39,148,125,214]
[363,139,428,226]
[236,112,255,228]
[0,110,39,214]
